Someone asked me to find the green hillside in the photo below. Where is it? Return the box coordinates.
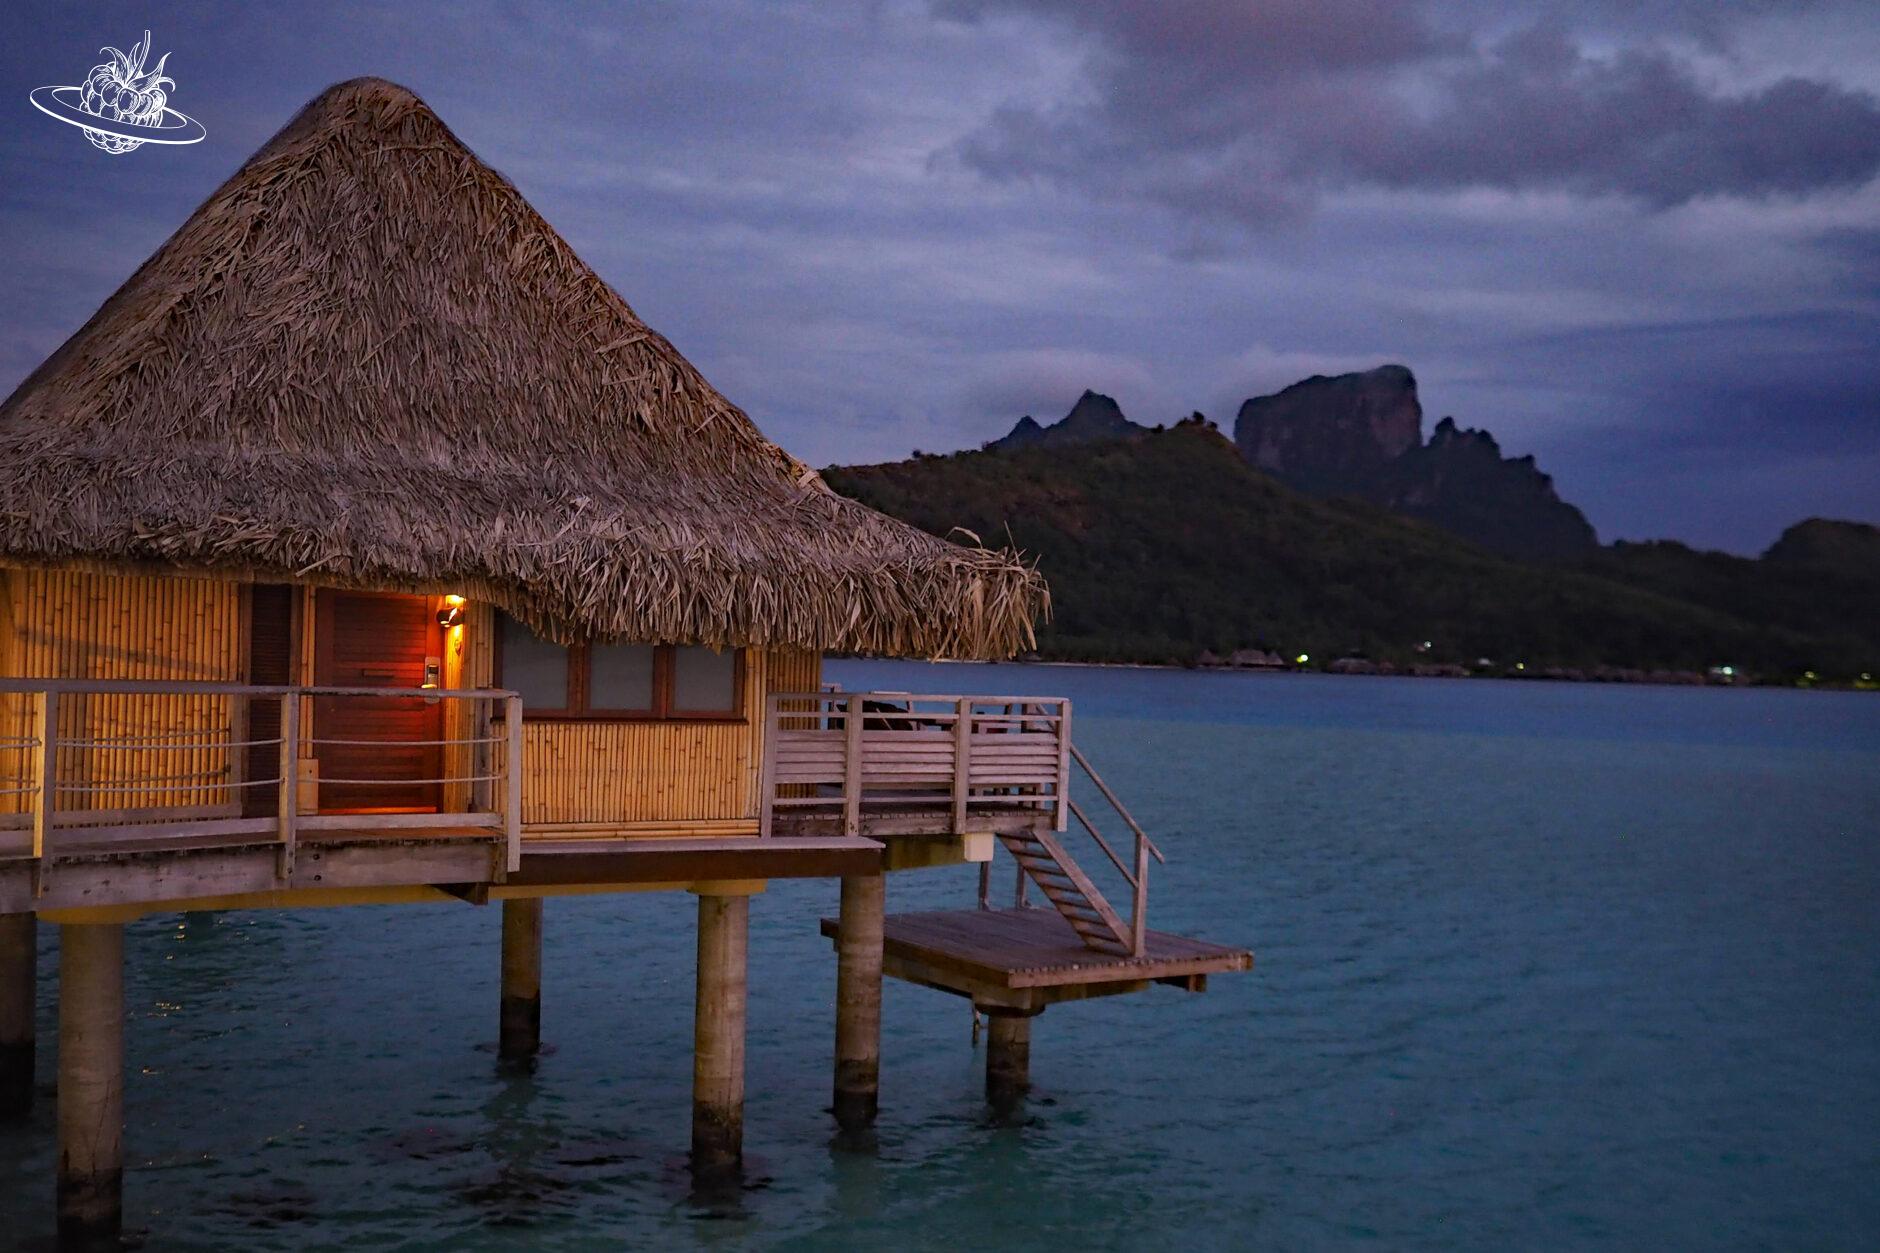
[1581,539,1880,672]
[826,422,1875,679]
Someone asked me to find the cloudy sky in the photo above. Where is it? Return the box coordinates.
[3,1,1876,553]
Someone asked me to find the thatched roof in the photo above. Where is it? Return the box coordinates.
[0,78,1045,657]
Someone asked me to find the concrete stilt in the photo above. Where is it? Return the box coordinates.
[832,873,883,1134]
[984,1009,1033,1116]
[691,892,749,1178]
[0,913,34,1120]
[57,923,124,1250]
[498,898,543,1062]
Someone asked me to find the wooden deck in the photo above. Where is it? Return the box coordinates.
[0,680,1166,953]
[0,830,881,915]
[819,906,1252,1013]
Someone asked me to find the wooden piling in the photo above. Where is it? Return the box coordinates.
[57,922,124,1250]
[0,913,34,1119]
[691,892,749,1177]
[833,873,883,1132]
[984,1009,1033,1115]
[498,898,543,1062]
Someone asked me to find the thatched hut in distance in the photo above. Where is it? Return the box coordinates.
[0,79,1245,1247]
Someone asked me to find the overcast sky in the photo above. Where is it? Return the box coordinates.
[4,1,1876,553]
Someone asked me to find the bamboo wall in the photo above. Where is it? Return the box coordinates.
[768,647,822,704]
[0,569,244,815]
[0,571,826,839]
[478,627,821,837]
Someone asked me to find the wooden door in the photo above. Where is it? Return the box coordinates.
[242,584,297,817]
[313,591,443,812]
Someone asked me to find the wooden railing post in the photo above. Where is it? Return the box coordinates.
[951,698,972,833]
[505,694,524,872]
[1131,832,1149,956]
[228,688,250,800]
[276,691,298,878]
[842,694,863,837]
[30,691,58,891]
[758,694,780,837]
[1053,701,1072,832]
[470,695,494,815]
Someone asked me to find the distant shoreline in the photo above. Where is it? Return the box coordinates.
[915,656,1873,691]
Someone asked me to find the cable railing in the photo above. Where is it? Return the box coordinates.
[0,680,522,894]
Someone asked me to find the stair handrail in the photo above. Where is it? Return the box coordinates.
[1068,741,1165,865]
[1053,736,1169,956]
[1064,797,1132,879]
[964,713,1165,958]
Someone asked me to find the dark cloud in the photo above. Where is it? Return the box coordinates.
[1356,26,1880,204]
[945,2,1880,222]
[937,0,1445,75]
[0,0,1875,553]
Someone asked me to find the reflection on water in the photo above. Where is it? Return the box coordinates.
[0,665,1876,1249]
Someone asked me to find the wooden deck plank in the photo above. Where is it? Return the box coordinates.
[508,835,882,886]
[2,819,881,901]
[819,907,1252,991]
[300,825,500,845]
[1,833,887,913]
[52,831,280,859]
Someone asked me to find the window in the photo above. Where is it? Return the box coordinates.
[499,612,570,711]
[494,613,741,719]
[673,645,737,714]
[588,642,656,714]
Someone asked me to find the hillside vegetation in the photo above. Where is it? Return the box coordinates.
[826,423,1877,679]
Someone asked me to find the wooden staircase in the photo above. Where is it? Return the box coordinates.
[997,828,1134,956]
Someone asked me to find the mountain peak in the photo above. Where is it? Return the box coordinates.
[1764,518,1880,572]
[1235,365,1422,488]
[1232,364,1595,559]
[988,390,1148,451]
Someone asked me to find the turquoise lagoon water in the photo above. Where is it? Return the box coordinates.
[1,663,1877,1249]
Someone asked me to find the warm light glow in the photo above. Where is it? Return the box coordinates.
[445,594,466,607]
[1295,653,1309,665]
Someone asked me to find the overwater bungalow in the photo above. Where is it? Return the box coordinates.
[0,78,1248,1247]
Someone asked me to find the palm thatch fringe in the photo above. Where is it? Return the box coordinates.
[0,78,1046,657]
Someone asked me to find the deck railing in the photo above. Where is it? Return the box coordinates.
[760,691,1071,836]
[757,687,1168,956]
[0,680,522,892]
